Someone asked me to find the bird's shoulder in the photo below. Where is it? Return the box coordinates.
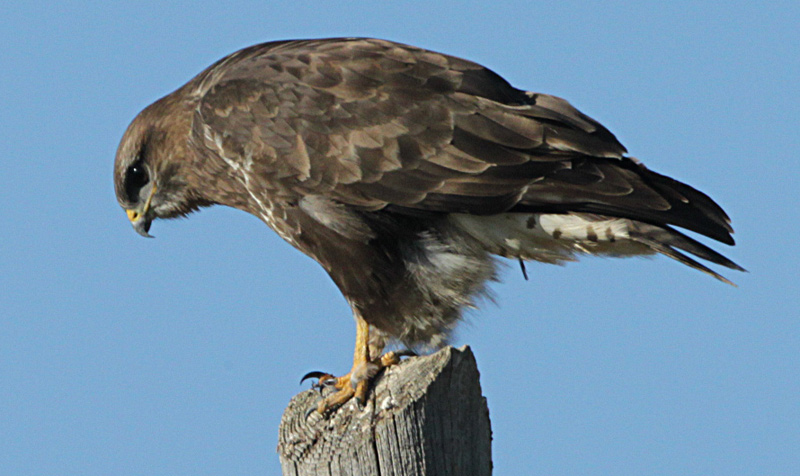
[188,38,522,103]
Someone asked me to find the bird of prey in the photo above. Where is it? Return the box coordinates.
[114,38,743,414]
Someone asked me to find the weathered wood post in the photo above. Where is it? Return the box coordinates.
[278,346,492,475]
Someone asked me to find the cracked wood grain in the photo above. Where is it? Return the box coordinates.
[278,346,492,476]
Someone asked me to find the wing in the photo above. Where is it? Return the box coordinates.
[189,38,734,245]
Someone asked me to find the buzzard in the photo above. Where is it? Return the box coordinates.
[114,38,743,413]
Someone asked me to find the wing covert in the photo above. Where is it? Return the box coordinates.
[191,38,624,208]
[189,38,732,243]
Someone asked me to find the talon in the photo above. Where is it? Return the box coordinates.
[300,370,329,385]
[316,385,356,415]
[303,319,409,416]
[304,405,318,419]
[379,349,416,367]
[353,379,369,406]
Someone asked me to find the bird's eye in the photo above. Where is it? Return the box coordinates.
[124,161,150,202]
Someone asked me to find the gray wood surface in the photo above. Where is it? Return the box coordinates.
[278,346,492,476]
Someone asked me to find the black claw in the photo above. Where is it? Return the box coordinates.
[354,395,366,410]
[300,371,328,385]
[304,406,319,419]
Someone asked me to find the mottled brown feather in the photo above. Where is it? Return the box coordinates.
[187,38,733,246]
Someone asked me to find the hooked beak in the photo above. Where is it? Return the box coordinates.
[125,185,156,238]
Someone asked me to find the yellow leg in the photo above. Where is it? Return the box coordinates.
[313,315,406,415]
[352,317,371,403]
[354,317,370,371]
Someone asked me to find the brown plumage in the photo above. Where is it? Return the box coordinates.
[114,38,742,411]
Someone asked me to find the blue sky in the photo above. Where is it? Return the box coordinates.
[2,1,799,474]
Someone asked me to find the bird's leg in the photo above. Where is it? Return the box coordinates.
[310,316,409,415]
[351,316,372,404]
[311,317,371,414]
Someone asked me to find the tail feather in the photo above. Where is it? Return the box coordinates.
[627,222,745,285]
[451,212,744,285]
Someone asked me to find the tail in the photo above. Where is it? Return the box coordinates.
[626,221,746,285]
[451,212,745,285]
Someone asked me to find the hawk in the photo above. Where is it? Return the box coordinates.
[114,38,743,413]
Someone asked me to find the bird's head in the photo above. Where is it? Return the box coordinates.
[114,98,209,237]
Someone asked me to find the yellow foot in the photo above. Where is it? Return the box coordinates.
[302,350,412,416]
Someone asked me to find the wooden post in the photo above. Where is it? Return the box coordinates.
[278,345,492,476]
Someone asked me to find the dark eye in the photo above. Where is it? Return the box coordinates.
[124,161,150,202]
